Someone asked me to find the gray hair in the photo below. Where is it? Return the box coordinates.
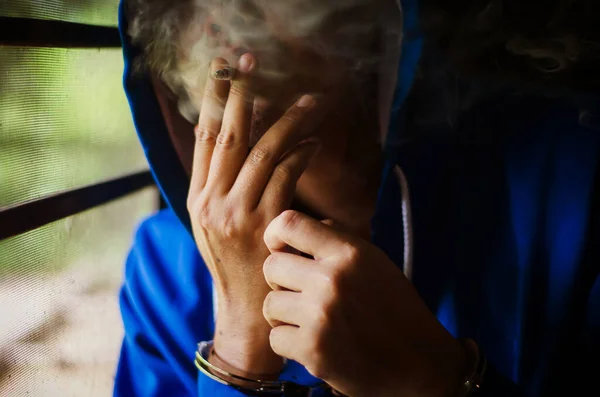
[126,0,401,122]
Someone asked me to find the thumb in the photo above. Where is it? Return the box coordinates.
[274,219,339,258]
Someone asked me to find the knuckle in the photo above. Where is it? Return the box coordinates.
[269,327,288,353]
[272,163,293,182]
[321,265,342,287]
[248,145,273,166]
[279,210,301,231]
[186,194,196,214]
[263,253,277,274]
[188,196,213,230]
[269,327,281,348]
[216,128,238,148]
[263,291,276,313]
[219,212,238,238]
[313,304,330,328]
[194,125,219,144]
[262,295,271,317]
[340,241,361,264]
[192,199,239,238]
[197,202,214,230]
[319,265,345,298]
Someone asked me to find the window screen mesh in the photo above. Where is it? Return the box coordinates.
[1,1,161,395]
[0,47,148,207]
[0,188,158,396]
[0,0,120,26]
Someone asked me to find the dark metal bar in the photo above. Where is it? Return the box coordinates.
[0,17,121,48]
[0,171,155,241]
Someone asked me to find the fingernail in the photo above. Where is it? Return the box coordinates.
[297,95,315,108]
[238,54,254,73]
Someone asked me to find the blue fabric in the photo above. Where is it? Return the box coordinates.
[114,210,215,396]
[115,0,600,396]
[118,1,192,234]
[394,96,600,396]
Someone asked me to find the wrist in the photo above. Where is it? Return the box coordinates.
[412,337,468,397]
[213,305,283,376]
[432,338,470,397]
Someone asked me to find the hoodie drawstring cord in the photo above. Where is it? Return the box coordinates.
[394,165,414,282]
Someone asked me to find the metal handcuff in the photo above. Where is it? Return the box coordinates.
[195,339,486,397]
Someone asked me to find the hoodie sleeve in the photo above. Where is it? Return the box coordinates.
[113,210,215,397]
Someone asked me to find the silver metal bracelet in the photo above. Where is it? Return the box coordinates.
[458,339,487,396]
[195,341,329,397]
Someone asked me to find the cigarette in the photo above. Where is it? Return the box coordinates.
[213,67,235,80]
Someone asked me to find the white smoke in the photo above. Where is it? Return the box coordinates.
[130,0,402,122]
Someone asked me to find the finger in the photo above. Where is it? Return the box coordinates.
[259,140,320,216]
[320,219,351,237]
[206,53,256,193]
[232,95,318,208]
[321,219,347,231]
[269,325,301,362]
[189,58,231,195]
[263,252,318,292]
[264,210,350,259]
[263,290,307,327]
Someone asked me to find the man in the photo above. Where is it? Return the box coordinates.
[115,0,600,396]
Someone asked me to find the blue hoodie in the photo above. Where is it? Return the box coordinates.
[114,0,600,396]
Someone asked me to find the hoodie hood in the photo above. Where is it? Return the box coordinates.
[118,0,423,233]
